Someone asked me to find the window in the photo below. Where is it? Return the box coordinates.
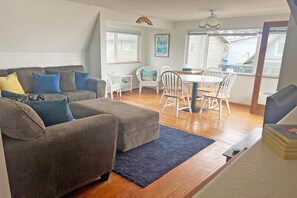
[274,41,285,56]
[106,30,141,63]
[186,29,261,74]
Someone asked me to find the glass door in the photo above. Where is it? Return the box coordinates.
[251,21,288,115]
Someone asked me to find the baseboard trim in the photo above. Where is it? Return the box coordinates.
[229,101,251,108]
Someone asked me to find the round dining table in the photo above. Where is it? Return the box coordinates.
[180,75,223,112]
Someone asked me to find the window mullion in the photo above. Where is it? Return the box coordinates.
[203,35,210,71]
[114,33,118,63]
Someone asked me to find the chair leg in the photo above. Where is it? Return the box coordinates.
[119,89,122,97]
[160,98,169,114]
[156,85,159,94]
[219,99,223,119]
[183,97,187,106]
[187,97,192,114]
[175,98,179,118]
[208,98,211,109]
[110,91,113,100]
[160,91,165,103]
[200,97,207,114]
[226,99,231,115]
[139,84,142,93]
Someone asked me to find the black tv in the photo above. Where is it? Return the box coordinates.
[264,84,297,124]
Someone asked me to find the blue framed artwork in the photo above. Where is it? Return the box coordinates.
[155,34,170,57]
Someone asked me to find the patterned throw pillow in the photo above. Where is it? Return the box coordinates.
[1,90,45,102]
[141,69,157,81]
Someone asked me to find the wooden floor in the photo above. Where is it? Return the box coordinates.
[66,88,263,198]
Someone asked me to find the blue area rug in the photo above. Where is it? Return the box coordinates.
[113,125,215,188]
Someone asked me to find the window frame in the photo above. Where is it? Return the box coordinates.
[106,29,141,64]
[185,29,263,75]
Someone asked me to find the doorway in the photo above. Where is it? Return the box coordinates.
[251,21,288,115]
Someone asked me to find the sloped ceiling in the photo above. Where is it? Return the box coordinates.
[69,0,290,21]
[0,0,99,52]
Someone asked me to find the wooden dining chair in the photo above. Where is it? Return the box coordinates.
[160,71,192,117]
[160,66,173,102]
[198,67,223,93]
[199,72,237,119]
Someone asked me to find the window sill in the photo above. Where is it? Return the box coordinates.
[107,62,142,65]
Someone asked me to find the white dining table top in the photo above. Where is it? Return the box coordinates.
[180,74,223,83]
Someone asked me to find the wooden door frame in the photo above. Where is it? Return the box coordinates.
[250,21,288,115]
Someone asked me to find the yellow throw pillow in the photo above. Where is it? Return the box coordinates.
[0,72,25,94]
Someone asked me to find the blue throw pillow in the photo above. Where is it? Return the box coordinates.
[141,69,157,81]
[33,73,61,94]
[26,99,73,127]
[75,72,89,90]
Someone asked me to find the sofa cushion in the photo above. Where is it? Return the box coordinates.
[7,67,46,93]
[45,65,84,73]
[62,90,96,103]
[0,69,8,77]
[0,98,46,140]
[26,99,73,127]
[75,72,89,90]
[0,72,25,94]
[47,71,76,92]
[33,73,61,94]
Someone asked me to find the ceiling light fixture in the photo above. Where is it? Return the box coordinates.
[199,10,222,29]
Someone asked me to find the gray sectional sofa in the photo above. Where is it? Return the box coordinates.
[0,65,115,197]
[0,65,106,103]
[0,65,160,197]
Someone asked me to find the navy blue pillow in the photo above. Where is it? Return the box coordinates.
[26,99,73,127]
[33,73,61,94]
[75,72,89,90]
[1,90,24,98]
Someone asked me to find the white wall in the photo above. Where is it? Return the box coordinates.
[92,7,173,85]
[278,15,297,89]
[146,14,290,105]
[0,0,100,69]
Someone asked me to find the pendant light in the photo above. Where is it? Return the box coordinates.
[199,10,222,29]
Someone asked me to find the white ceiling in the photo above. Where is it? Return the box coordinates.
[69,0,290,21]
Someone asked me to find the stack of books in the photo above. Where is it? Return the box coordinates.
[262,124,297,160]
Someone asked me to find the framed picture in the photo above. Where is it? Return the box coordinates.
[155,34,170,57]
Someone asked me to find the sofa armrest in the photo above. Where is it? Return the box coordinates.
[3,114,118,198]
[88,77,106,98]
